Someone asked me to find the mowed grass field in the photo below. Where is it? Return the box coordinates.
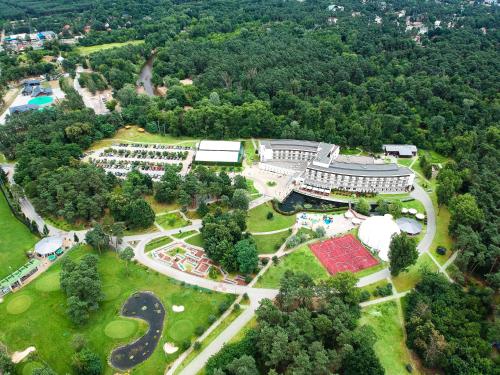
[156,212,190,231]
[252,231,290,254]
[360,301,420,375]
[247,202,295,232]
[392,253,439,292]
[89,126,199,150]
[75,40,145,55]
[0,246,234,374]
[0,192,38,279]
[255,245,329,288]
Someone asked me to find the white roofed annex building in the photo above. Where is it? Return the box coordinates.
[194,140,243,165]
[259,139,415,194]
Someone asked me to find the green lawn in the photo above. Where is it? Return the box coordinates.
[156,212,190,231]
[255,245,329,288]
[0,246,234,374]
[174,306,243,375]
[396,158,415,167]
[0,152,6,163]
[145,236,173,252]
[145,195,181,214]
[360,301,419,375]
[243,140,256,166]
[185,233,205,248]
[418,149,449,164]
[354,262,387,278]
[359,279,392,301]
[0,192,39,279]
[252,231,290,254]
[89,126,199,151]
[431,206,453,265]
[247,202,295,232]
[75,40,145,55]
[173,230,197,239]
[44,215,86,231]
[392,253,439,292]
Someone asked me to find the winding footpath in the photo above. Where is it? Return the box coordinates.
[1,162,448,375]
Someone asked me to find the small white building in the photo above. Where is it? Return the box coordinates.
[194,140,243,165]
[34,236,63,257]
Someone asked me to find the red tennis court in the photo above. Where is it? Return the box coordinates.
[309,234,379,275]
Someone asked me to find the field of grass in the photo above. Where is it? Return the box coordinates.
[359,279,392,301]
[145,236,173,252]
[145,195,180,214]
[89,126,199,150]
[156,212,190,231]
[0,152,6,163]
[396,158,415,167]
[255,245,329,288]
[124,224,158,236]
[431,206,453,265]
[174,306,243,375]
[0,245,234,374]
[43,215,86,231]
[185,233,205,248]
[360,301,419,375]
[392,253,439,292]
[0,192,39,279]
[418,149,449,164]
[247,202,295,232]
[173,230,197,239]
[75,40,145,55]
[243,140,256,166]
[354,262,387,278]
[252,231,290,254]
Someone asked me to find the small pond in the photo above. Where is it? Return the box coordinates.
[278,191,349,213]
[110,291,165,371]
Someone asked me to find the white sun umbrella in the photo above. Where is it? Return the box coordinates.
[408,208,417,215]
[416,213,425,220]
[344,211,354,218]
[401,207,409,214]
[384,213,393,220]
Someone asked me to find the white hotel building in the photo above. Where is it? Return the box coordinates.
[259,140,415,194]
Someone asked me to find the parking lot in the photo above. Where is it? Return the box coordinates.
[86,143,194,180]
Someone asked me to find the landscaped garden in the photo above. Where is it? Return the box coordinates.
[0,192,38,279]
[247,202,295,232]
[0,245,234,374]
[156,212,190,231]
[392,253,439,292]
[360,301,419,375]
[255,245,329,288]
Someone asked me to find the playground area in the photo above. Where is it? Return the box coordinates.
[296,212,356,237]
[150,242,246,285]
[309,234,379,275]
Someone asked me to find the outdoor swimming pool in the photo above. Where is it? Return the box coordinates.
[28,96,53,106]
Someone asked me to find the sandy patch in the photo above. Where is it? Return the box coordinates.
[12,346,36,363]
[172,305,184,312]
[179,78,193,85]
[163,342,178,354]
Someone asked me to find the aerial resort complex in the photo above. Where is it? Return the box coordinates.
[259,139,415,195]
[0,0,496,374]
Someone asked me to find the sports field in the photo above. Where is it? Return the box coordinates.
[0,192,38,279]
[0,245,234,374]
[309,234,378,275]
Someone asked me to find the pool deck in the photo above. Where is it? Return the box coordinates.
[0,84,65,125]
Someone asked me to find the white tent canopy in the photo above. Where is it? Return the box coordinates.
[358,216,400,261]
[34,236,63,256]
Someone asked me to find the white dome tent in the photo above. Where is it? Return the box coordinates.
[358,216,400,261]
[34,236,63,257]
